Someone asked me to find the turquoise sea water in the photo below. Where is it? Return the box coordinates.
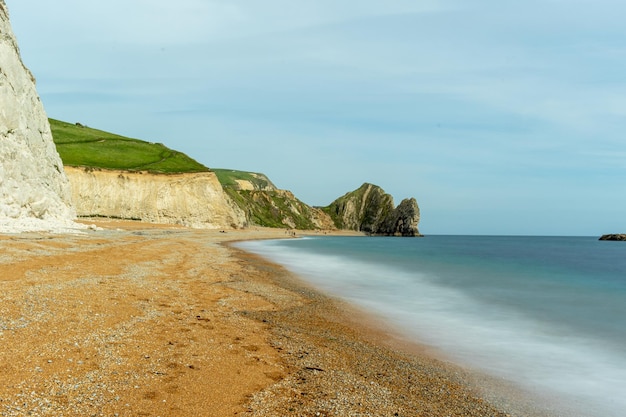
[237,236,626,417]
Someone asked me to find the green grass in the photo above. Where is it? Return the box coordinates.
[50,119,209,173]
[223,188,318,229]
[213,169,274,190]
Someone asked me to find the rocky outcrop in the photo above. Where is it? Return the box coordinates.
[324,183,421,236]
[218,170,335,230]
[230,172,277,192]
[0,2,78,232]
[244,189,335,230]
[65,167,247,229]
[380,197,421,237]
[325,183,394,232]
[599,234,626,241]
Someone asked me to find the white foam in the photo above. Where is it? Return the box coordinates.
[237,239,626,417]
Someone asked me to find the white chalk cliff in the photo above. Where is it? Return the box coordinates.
[0,2,78,232]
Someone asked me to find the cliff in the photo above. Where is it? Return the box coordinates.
[65,167,247,229]
[324,183,421,236]
[0,2,78,232]
[219,176,421,235]
[215,169,335,230]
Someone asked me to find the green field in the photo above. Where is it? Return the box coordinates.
[212,169,274,190]
[50,119,209,173]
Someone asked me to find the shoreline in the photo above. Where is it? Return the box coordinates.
[228,237,564,417]
[0,220,554,416]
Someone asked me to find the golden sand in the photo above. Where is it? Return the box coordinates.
[0,220,513,416]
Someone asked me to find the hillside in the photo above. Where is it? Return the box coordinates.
[49,119,246,228]
[49,120,420,234]
[50,119,209,173]
[214,169,335,230]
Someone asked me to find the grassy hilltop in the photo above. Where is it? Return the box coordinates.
[49,119,327,229]
[49,119,209,173]
[49,119,286,195]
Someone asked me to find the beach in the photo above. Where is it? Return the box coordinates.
[0,220,513,417]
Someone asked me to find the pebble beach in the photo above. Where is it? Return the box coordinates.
[0,220,515,416]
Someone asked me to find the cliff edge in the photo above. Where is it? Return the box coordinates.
[0,2,78,232]
[65,167,247,229]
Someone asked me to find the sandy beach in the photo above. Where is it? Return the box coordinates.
[0,220,514,417]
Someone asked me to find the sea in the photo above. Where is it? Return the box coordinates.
[236,235,626,417]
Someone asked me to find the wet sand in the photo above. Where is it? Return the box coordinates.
[0,220,516,416]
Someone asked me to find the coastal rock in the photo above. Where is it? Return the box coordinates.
[380,197,421,237]
[325,183,394,232]
[0,2,78,232]
[324,183,421,236]
[218,171,336,230]
[65,167,247,229]
[599,234,626,241]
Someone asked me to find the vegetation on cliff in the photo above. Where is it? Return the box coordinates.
[215,169,332,229]
[323,183,421,236]
[323,183,394,232]
[213,169,275,191]
[50,119,209,173]
[50,120,420,234]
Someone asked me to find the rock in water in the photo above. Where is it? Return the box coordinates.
[599,234,626,241]
[0,2,78,232]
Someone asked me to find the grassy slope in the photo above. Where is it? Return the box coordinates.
[214,168,318,229]
[212,169,274,190]
[49,119,326,229]
[50,119,209,173]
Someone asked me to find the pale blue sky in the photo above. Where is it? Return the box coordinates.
[7,0,626,235]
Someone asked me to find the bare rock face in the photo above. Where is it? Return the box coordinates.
[326,183,394,233]
[599,234,626,241]
[65,167,247,229]
[0,2,77,232]
[325,183,421,236]
[381,197,421,237]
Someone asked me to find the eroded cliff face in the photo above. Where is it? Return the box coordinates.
[65,167,247,229]
[244,189,335,230]
[325,183,421,236]
[0,2,77,232]
[222,179,335,230]
[380,197,421,237]
[326,183,394,232]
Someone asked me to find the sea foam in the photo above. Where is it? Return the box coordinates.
[237,237,626,417]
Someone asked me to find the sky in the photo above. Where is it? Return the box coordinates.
[6,0,626,235]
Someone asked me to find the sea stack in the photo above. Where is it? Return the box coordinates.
[0,1,78,232]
